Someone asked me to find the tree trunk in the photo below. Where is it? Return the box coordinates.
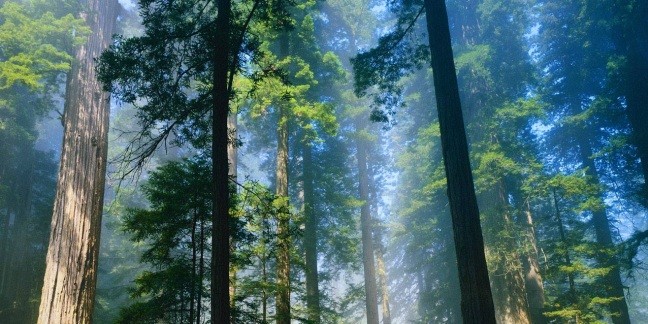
[552,188,577,322]
[37,0,118,322]
[480,183,530,324]
[303,141,321,323]
[367,157,391,324]
[190,210,198,322]
[211,0,233,320]
[375,231,391,324]
[520,203,546,324]
[357,139,379,324]
[423,0,496,322]
[578,140,631,324]
[197,210,205,324]
[261,252,268,323]
[275,31,291,324]
[624,1,648,194]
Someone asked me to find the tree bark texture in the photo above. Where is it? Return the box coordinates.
[275,102,291,324]
[357,139,379,324]
[211,0,233,320]
[578,140,631,324]
[520,205,546,324]
[303,141,321,323]
[480,184,530,324]
[37,0,118,322]
[367,158,391,324]
[275,31,291,322]
[423,0,496,322]
[375,231,391,324]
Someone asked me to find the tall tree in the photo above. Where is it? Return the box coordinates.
[117,157,212,323]
[619,0,648,192]
[356,129,379,324]
[579,140,631,324]
[37,0,118,322]
[302,139,321,322]
[422,0,496,322]
[274,33,292,324]
[211,0,233,320]
[536,1,633,321]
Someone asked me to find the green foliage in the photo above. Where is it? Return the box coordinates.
[350,3,428,124]
[118,156,213,323]
[0,2,86,319]
[0,1,87,90]
[0,0,87,155]
[523,172,624,322]
[245,11,342,142]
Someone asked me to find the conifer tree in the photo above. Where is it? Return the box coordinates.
[38,0,118,322]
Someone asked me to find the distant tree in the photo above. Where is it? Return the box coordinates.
[617,0,648,194]
[242,7,340,320]
[536,0,633,321]
[117,157,212,323]
[530,174,621,322]
[355,120,379,324]
[97,0,304,319]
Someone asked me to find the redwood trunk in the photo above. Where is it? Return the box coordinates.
[37,0,118,322]
[211,0,233,320]
[520,204,546,324]
[275,32,291,324]
[367,159,391,324]
[303,141,321,323]
[481,184,530,324]
[423,0,496,322]
[375,232,391,324]
[357,139,379,324]
[275,106,291,324]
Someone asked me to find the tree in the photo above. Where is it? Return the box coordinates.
[617,0,648,195]
[422,0,496,322]
[117,157,212,323]
[356,126,379,324]
[536,1,633,321]
[211,0,233,320]
[37,0,118,322]
[302,137,321,323]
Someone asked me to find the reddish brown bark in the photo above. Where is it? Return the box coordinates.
[37,0,118,322]
[357,138,379,324]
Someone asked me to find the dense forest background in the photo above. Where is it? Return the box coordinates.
[1,0,647,322]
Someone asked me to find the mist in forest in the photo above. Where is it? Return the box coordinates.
[1,0,647,323]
